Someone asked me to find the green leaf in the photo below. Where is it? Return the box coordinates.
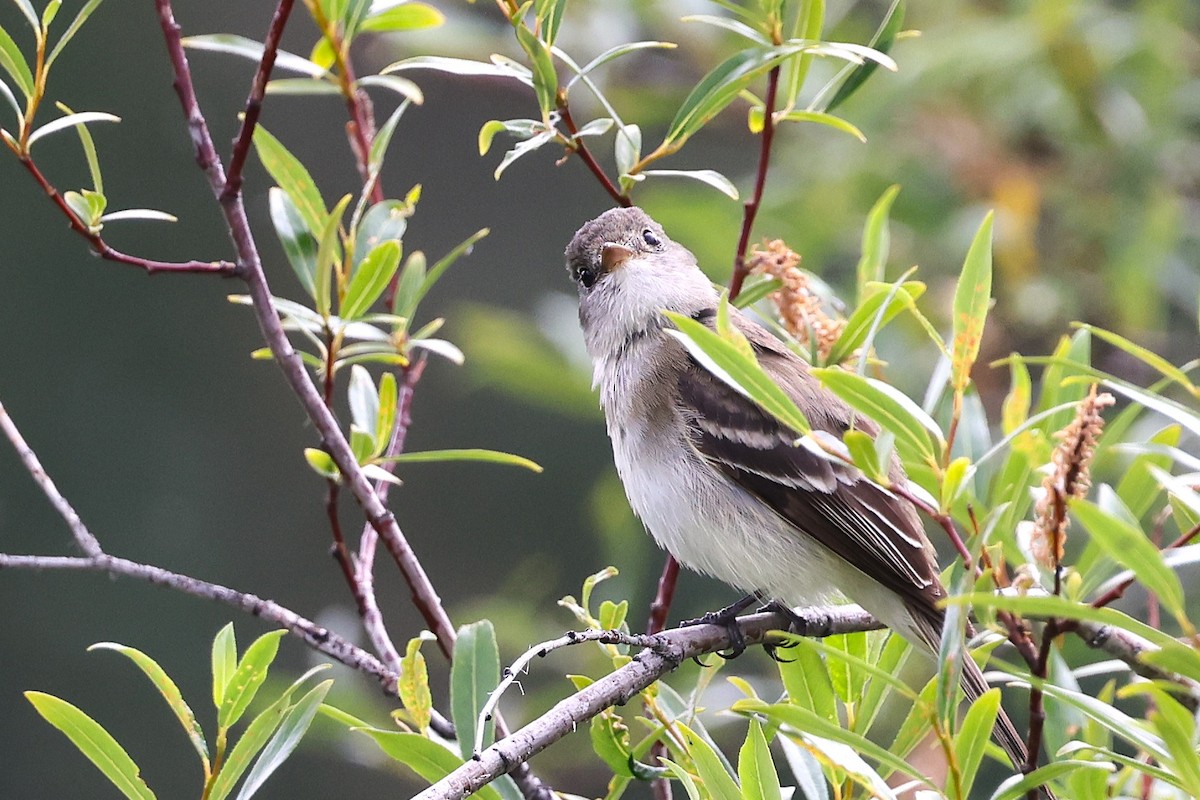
[989,760,1109,800]
[391,251,427,324]
[664,311,811,435]
[348,365,379,435]
[0,23,33,98]
[367,99,414,176]
[208,696,287,800]
[778,639,838,722]
[681,14,770,44]
[513,24,557,119]
[264,77,341,95]
[357,730,504,800]
[735,699,932,786]
[824,0,904,112]
[235,680,332,800]
[738,719,781,800]
[217,630,287,730]
[679,722,741,800]
[589,706,639,778]
[375,372,397,455]
[12,0,38,30]
[342,240,402,320]
[665,46,795,147]
[856,631,911,735]
[382,55,533,87]
[955,688,1000,796]
[950,211,994,396]
[731,276,783,309]
[534,0,568,46]
[41,0,61,29]
[182,34,327,77]
[1071,497,1186,621]
[253,125,326,237]
[777,109,866,141]
[641,169,739,200]
[856,184,899,304]
[1000,358,1032,435]
[660,759,702,800]
[450,620,501,759]
[354,199,410,266]
[212,623,237,708]
[315,194,352,319]
[1073,323,1195,396]
[810,368,941,465]
[399,636,433,733]
[303,448,340,481]
[25,692,156,800]
[379,449,542,473]
[27,111,120,147]
[826,279,925,365]
[360,2,444,33]
[1116,426,1181,519]
[88,643,209,771]
[568,40,676,84]
[268,188,318,299]
[99,209,177,224]
[46,0,105,68]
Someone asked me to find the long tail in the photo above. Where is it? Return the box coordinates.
[907,609,1056,800]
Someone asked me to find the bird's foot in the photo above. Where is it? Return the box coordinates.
[756,600,805,663]
[679,594,759,663]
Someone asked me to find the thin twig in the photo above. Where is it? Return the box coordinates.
[11,153,237,275]
[729,64,781,300]
[1090,520,1200,610]
[558,101,627,207]
[223,0,297,202]
[892,484,974,570]
[0,552,401,693]
[0,401,102,557]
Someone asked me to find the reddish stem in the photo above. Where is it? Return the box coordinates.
[558,101,628,207]
[729,65,781,299]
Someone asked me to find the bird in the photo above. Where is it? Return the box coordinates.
[565,205,1041,790]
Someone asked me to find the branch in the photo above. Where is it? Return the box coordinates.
[0,400,101,557]
[10,152,238,275]
[558,102,628,207]
[0,552,402,693]
[419,605,878,800]
[223,0,297,201]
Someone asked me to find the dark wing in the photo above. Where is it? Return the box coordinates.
[676,311,945,616]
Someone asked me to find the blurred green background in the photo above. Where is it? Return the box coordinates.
[1,0,1197,797]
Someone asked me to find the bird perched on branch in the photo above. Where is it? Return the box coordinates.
[565,206,1047,794]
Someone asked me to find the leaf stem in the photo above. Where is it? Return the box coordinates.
[558,100,628,207]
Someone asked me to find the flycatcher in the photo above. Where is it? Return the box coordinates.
[566,206,1039,786]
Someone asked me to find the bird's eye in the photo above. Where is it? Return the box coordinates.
[577,266,597,288]
[642,229,662,248]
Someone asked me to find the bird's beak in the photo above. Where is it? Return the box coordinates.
[601,242,635,273]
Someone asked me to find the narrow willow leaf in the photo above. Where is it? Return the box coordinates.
[304,448,340,480]
[955,688,1000,796]
[641,168,739,199]
[375,372,397,456]
[212,623,237,708]
[408,337,464,365]
[1116,426,1181,519]
[778,109,865,141]
[811,368,940,463]
[679,722,741,800]
[368,100,414,174]
[268,188,318,299]
[824,0,904,112]
[217,630,287,729]
[0,24,33,98]
[13,0,38,29]
[347,365,379,435]
[590,707,639,778]
[826,279,924,365]
[614,123,641,177]
[856,632,911,735]
[779,634,920,703]
[570,40,676,84]
[88,644,209,770]
[53,101,103,192]
[738,719,782,800]
[0,75,22,124]
[342,240,402,320]
[264,78,340,95]
[399,637,433,733]
[382,55,533,87]
[46,0,105,68]
[253,125,326,237]
[235,680,332,800]
[391,251,427,324]
[950,211,994,395]
[27,111,119,146]
[660,759,702,800]
[208,695,288,800]
[357,730,504,800]
[731,276,783,309]
[681,14,770,44]
[665,311,811,435]
[735,699,931,786]
[494,130,554,178]
[315,194,352,319]
[98,209,177,223]
[844,429,885,483]
[378,449,542,472]
[856,184,900,303]
[782,0,825,108]
[356,74,423,104]
[1071,498,1186,621]
[451,620,500,759]
[182,34,326,77]
[1073,323,1195,396]
[359,2,444,33]
[989,760,1110,800]
[25,692,156,800]
[354,200,409,266]
[1000,358,1032,435]
[513,24,557,118]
